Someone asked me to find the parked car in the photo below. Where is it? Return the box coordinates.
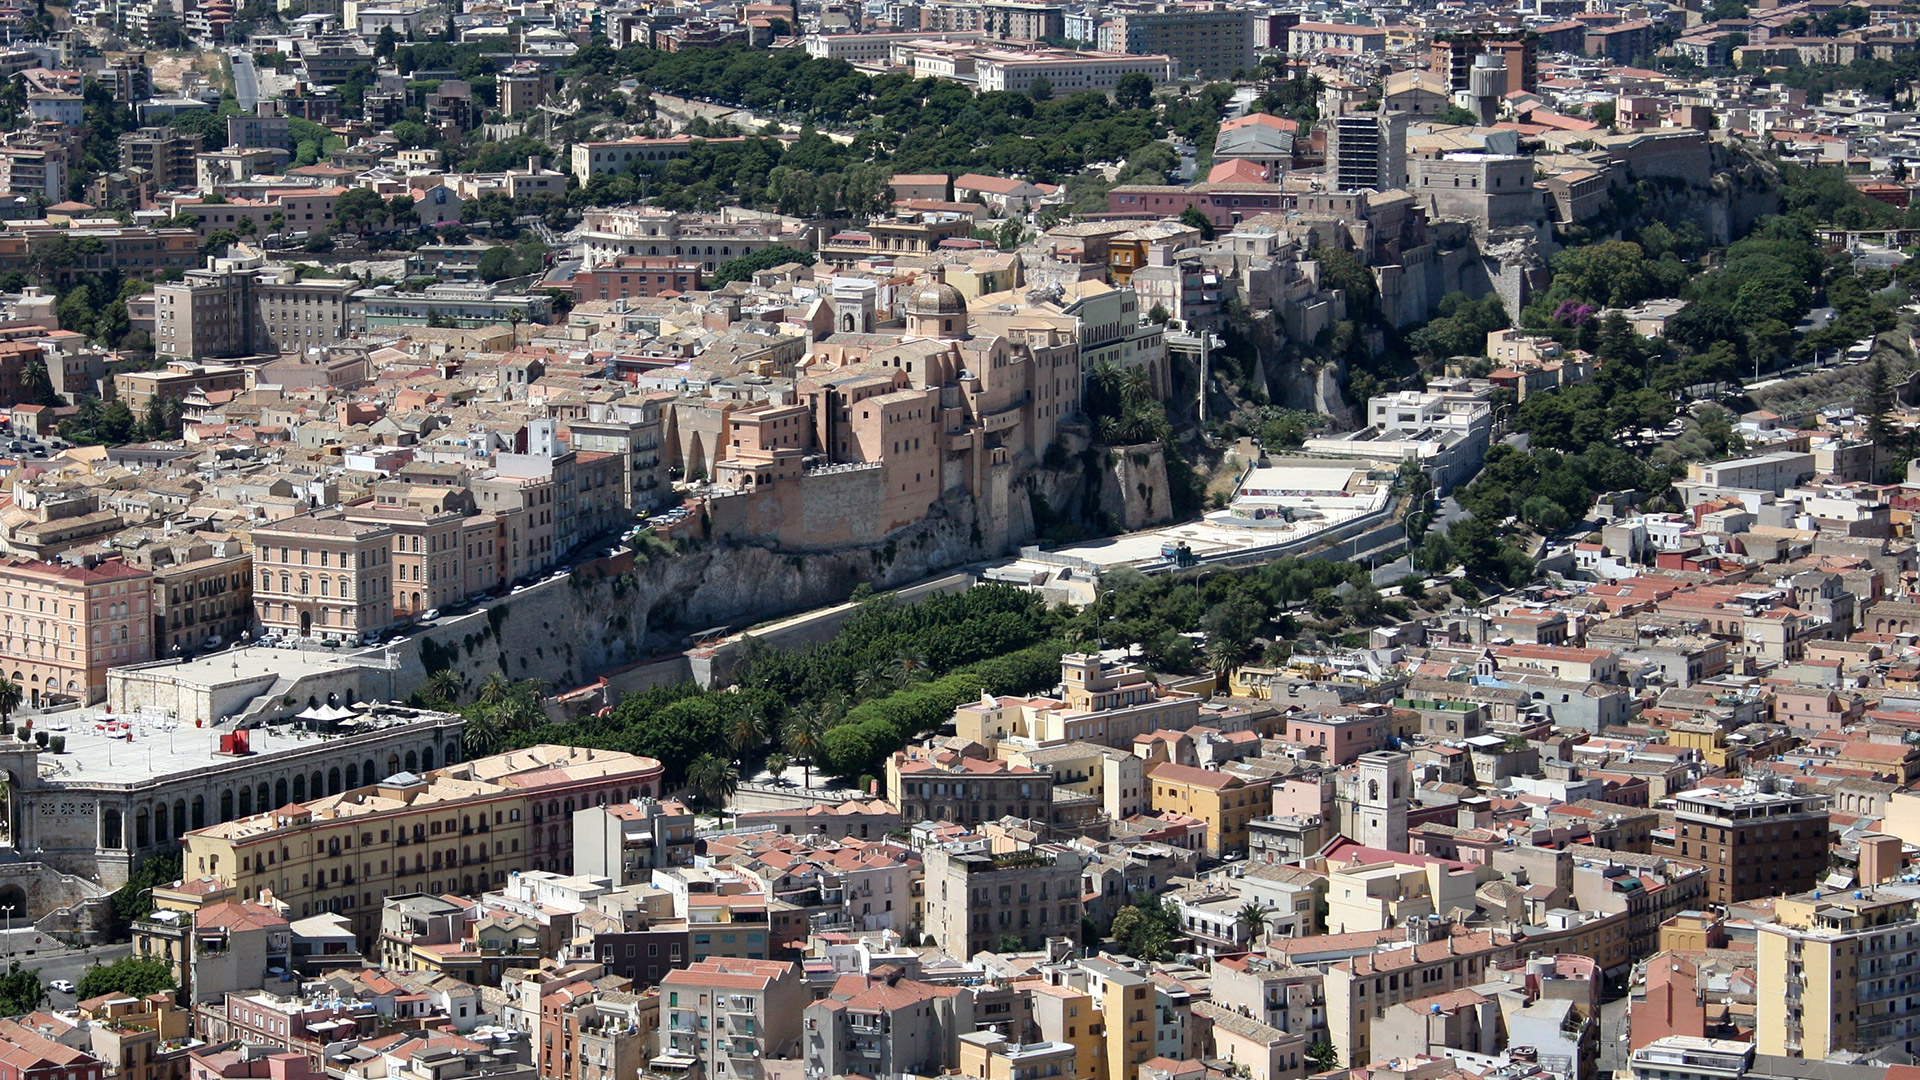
[49,981,74,994]
[421,608,440,621]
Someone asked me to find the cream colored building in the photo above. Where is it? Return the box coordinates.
[954,653,1201,752]
[1756,886,1920,1059]
[1325,860,1485,934]
[179,745,664,945]
[250,510,395,641]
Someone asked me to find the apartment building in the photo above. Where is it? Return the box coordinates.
[953,653,1202,751]
[115,362,249,412]
[1756,887,1920,1059]
[124,536,253,656]
[179,746,665,945]
[576,206,802,275]
[959,1032,1079,1080]
[76,993,194,1080]
[1653,786,1829,905]
[887,750,1055,827]
[132,899,291,1006]
[227,113,292,152]
[0,222,200,278]
[1324,930,1516,1067]
[570,399,669,515]
[341,502,474,619]
[804,971,980,1079]
[0,140,66,200]
[923,840,1084,957]
[573,798,698,885]
[0,556,152,706]
[153,256,357,361]
[1330,112,1409,193]
[567,256,703,301]
[1286,21,1388,53]
[1147,764,1271,858]
[1107,8,1253,77]
[656,958,808,1080]
[119,127,202,191]
[1211,954,1327,1045]
[250,511,396,642]
[536,979,648,1080]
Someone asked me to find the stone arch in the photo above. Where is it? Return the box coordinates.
[387,753,401,775]
[311,771,324,797]
[135,807,151,848]
[255,783,269,811]
[405,750,418,772]
[365,758,377,782]
[0,883,26,921]
[292,775,306,802]
[275,778,289,806]
[221,790,235,821]
[191,796,205,830]
[346,764,359,788]
[101,807,122,849]
[173,799,186,837]
[422,747,435,771]
[328,767,342,794]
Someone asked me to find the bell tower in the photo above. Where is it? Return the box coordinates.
[1356,750,1410,851]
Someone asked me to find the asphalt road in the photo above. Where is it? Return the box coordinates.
[1599,991,1632,1076]
[1370,496,1469,585]
[232,51,259,113]
[11,941,129,999]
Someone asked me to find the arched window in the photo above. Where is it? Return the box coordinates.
[328,767,342,794]
[191,795,205,829]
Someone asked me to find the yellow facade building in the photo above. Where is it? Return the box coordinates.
[1147,762,1271,858]
[178,745,663,945]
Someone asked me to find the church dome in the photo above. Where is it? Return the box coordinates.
[906,279,968,317]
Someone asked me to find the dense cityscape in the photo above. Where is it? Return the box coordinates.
[0,2,1914,1080]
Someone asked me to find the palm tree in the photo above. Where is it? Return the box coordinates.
[763,752,789,780]
[853,660,892,699]
[888,647,929,688]
[493,680,546,735]
[1234,901,1270,948]
[782,713,828,787]
[476,672,512,707]
[727,703,767,756]
[0,678,21,728]
[420,669,462,708]
[685,753,739,809]
[461,711,503,758]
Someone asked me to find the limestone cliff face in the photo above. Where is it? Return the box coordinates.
[392,446,1174,698]
[1100,444,1174,531]
[394,488,1037,698]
